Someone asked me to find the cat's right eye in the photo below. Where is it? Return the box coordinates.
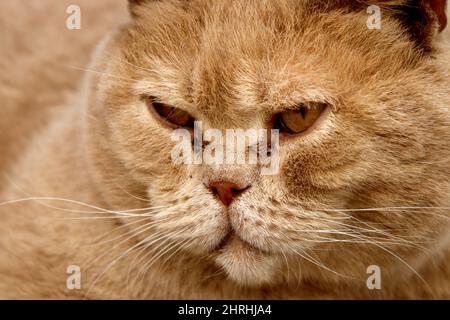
[146,97,195,128]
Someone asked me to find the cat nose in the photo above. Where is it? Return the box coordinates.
[206,180,250,206]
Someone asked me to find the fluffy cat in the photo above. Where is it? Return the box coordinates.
[0,0,450,299]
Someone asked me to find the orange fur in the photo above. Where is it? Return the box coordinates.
[0,0,449,299]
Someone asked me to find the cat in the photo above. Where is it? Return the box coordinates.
[0,0,449,299]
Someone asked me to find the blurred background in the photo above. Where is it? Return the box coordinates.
[0,0,128,187]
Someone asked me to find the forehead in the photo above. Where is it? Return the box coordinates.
[127,0,420,121]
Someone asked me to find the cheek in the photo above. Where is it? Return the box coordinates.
[146,178,230,254]
[108,104,185,177]
[281,126,375,201]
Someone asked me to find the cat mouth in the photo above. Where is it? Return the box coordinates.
[215,231,263,253]
[213,231,276,286]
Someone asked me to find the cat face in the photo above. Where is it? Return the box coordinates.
[87,0,450,287]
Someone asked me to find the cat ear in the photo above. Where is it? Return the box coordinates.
[431,0,448,31]
[397,0,447,43]
[373,0,448,49]
[427,0,448,31]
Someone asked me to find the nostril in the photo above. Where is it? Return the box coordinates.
[231,186,249,196]
[206,181,250,206]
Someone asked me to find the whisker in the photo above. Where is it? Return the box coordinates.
[288,245,356,280]
[309,214,430,250]
[126,228,191,294]
[136,237,192,293]
[64,65,137,82]
[0,197,166,217]
[83,223,166,269]
[83,234,158,299]
[134,228,191,283]
[83,226,190,298]
[85,216,152,247]
[367,241,433,292]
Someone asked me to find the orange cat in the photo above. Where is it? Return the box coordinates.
[0,0,449,299]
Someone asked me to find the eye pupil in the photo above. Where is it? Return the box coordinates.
[299,107,306,120]
[275,103,326,134]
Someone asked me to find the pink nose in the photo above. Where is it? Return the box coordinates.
[207,181,250,206]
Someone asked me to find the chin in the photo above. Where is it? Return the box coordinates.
[214,235,279,287]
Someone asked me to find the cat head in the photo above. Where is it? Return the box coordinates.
[85,0,450,288]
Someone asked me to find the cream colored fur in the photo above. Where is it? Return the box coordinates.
[0,0,450,299]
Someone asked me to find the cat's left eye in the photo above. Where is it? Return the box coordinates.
[146,97,195,128]
[275,103,327,134]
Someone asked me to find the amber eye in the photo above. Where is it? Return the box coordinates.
[146,97,195,128]
[275,103,326,134]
